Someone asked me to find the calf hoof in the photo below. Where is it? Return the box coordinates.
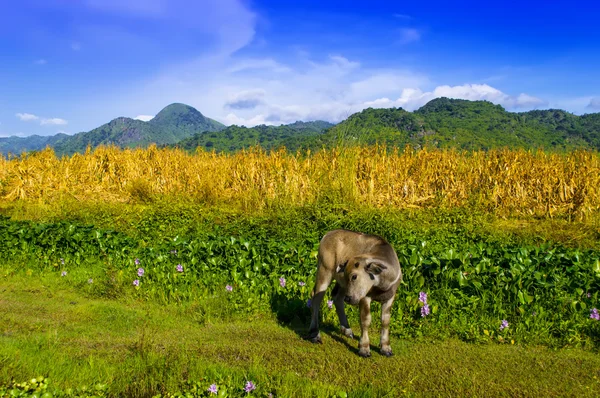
[380,348,393,357]
[304,334,322,344]
[358,348,371,358]
[341,326,355,339]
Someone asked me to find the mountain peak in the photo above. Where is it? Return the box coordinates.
[147,103,225,135]
[151,103,205,124]
[416,97,505,115]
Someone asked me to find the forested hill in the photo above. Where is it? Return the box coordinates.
[171,121,334,153]
[309,98,600,151]
[0,103,225,156]
[172,98,600,154]
[3,98,600,156]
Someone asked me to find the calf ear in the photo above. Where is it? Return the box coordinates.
[365,261,387,275]
[336,260,348,273]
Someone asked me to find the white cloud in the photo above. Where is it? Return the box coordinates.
[71,42,81,51]
[225,89,266,110]
[125,44,550,128]
[364,84,546,111]
[83,0,546,129]
[0,131,29,138]
[16,113,39,121]
[40,118,68,126]
[398,28,421,44]
[349,72,427,101]
[224,113,269,126]
[329,55,361,70]
[34,59,47,65]
[393,13,412,20]
[16,113,69,126]
[587,98,600,111]
[134,115,155,121]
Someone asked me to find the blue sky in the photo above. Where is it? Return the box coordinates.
[1,0,599,137]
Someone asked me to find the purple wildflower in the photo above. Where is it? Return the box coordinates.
[418,291,428,304]
[500,319,509,331]
[532,311,537,317]
[226,285,233,292]
[133,279,140,286]
[60,258,65,265]
[134,258,140,266]
[590,308,600,320]
[176,264,183,272]
[170,250,178,255]
[88,278,93,284]
[244,381,256,393]
[279,277,286,288]
[327,300,333,309]
[421,304,430,317]
[587,292,592,298]
[61,271,67,277]
[208,384,218,395]
[137,268,144,277]
[307,299,312,308]
[298,281,306,287]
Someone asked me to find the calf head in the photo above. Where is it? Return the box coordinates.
[337,257,387,305]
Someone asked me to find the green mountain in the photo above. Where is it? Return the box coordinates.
[3,98,600,157]
[149,103,225,136]
[52,103,225,156]
[305,98,600,151]
[172,120,334,153]
[0,133,69,157]
[1,103,225,157]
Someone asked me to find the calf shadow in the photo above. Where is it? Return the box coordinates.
[269,292,392,357]
[269,292,359,354]
[269,292,312,337]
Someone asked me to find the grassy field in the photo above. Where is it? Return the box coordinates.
[2,146,600,396]
[3,274,600,398]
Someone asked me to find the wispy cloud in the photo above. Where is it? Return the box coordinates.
[16,113,68,126]
[227,59,291,74]
[84,0,164,17]
[398,28,421,44]
[34,59,47,65]
[71,42,81,51]
[83,0,256,56]
[16,113,39,121]
[41,118,68,126]
[587,98,600,111]
[393,13,412,20]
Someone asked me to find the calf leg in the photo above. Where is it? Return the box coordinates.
[306,262,333,343]
[333,285,354,338]
[358,296,372,357]
[380,296,395,357]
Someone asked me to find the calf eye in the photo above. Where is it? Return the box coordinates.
[352,274,357,281]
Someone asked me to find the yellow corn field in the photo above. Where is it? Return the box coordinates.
[1,145,599,218]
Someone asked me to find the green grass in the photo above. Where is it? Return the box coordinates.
[2,275,600,397]
[2,200,600,396]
